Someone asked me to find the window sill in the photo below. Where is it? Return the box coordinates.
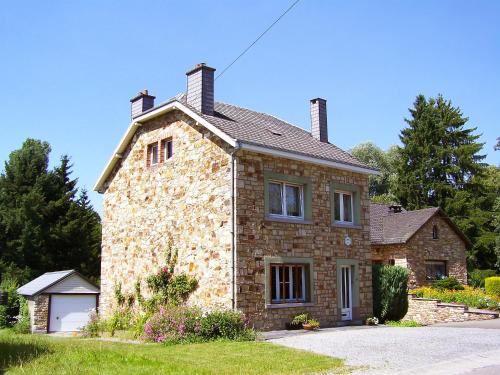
[332,222,362,229]
[265,302,314,309]
[265,216,312,224]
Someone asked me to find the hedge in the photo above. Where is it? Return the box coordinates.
[485,277,500,297]
[372,265,409,322]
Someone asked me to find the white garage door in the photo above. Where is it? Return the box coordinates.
[49,294,96,332]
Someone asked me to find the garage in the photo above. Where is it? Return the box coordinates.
[17,270,99,333]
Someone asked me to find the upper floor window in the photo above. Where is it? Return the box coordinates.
[161,138,173,162]
[147,142,159,166]
[269,181,303,218]
[432,225,439,239]
[333,190,353,224]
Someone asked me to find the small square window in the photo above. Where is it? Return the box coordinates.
[425,260,447,281]
[268,181,303,218]
[333,191,353,224]
[270,263,309,303]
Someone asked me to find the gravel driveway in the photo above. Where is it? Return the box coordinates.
[269,321,500,374]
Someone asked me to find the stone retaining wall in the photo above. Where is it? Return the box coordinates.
[403,294,498,325]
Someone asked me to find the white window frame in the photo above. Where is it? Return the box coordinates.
[268,180,304,219]
[149,143,159,166]
[163,139,173,161]
[271,264,307,303]
[334,190,354,224]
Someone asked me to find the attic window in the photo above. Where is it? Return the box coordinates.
[432,225,439,240]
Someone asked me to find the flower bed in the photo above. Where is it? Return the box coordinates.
[412,286,500,311]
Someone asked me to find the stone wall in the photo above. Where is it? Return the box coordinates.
[235,150,373,330]
[372,215,467,288]
[100,111,234,316]
[31,294,49,333]
[403,294,498,325]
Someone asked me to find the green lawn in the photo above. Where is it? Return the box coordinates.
[0,330,347,374]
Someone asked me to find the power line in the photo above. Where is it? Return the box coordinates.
[215,0,302,81]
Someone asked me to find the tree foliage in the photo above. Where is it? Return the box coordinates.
[0,139,101,282]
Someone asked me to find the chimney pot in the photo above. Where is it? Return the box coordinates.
[130,89,155,119]
[310,98,328,142]
[186,63,216,115]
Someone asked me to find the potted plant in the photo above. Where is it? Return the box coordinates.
[288,313,308,330]
[302,319,320,330]
[366,316,379,326]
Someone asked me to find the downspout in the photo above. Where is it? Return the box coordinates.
[230,142,241,310]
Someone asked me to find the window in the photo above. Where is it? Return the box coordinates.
[425,260,447,281]
[432,225,439,239]
[388,259,395,266]
[268,181,304,218]
[270,264,309,303]
[161,138,173,162]
[147,142,159,166]
[333,190,353,224]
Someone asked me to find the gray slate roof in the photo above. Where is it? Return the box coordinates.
[370,203,470,246]
[17,270,75,296]
[159,94,376,171]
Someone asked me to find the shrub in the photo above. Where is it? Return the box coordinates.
[0,277,21,327]
[167,274,198,305]
[372,265,409,322]
[485,277,500,297]
[469,269,497,288]
[143,306,255,344]
[12,297,30,334]
[413,286,500,311]
[365,317,379,326]
[304,319,320,329]
[81,311,101,337]
[200,310,254,340]
[432,277,464,291]
[385,320,421,327]
[291,313,309,326]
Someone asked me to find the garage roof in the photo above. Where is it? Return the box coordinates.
[17,270,99,297]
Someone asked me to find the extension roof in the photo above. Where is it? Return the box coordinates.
[16,270,99,297]
[94,94,379,192]
[370,202,471,247]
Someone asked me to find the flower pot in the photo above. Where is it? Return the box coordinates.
[302,323,315,331]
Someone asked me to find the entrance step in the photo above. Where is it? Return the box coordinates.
[335,319,363,327]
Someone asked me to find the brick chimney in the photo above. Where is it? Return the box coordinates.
[186,63,216,115]
[310,98,328,142]
[130,90,155,119]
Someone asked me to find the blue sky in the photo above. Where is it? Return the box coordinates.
[1,0,499,213]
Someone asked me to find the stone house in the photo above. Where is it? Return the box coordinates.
[94,63,379,330]
[370,203,470,288]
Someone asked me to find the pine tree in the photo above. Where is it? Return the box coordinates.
[395,95,486,210]
[0,139,101,280]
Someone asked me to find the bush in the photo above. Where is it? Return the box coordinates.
[469,269,497,288]
[432,277,464,291]
[0,277,21,327]
[143,306,255,344]
[385,320,421,327]
[82,311,101,337]
[485,277,500,297]
[413,286,500,311]
[200,310,253,340]
[13,297,30,333]
[372,265,409,322]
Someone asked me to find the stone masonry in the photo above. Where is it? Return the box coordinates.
[235,151,373,330]
[403,294,498,325]
[100,112,373,330]
[30,294,49,333]
[100,111,234,316]
[372,215,467,288]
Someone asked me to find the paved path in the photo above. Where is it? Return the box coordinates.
[269,320,500,374]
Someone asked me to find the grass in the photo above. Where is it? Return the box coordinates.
[413,286,500,311]
[385,320,422,327]
[0,329,347,374]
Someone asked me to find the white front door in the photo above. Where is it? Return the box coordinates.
[49,295,96,332]
[340,265,352,321]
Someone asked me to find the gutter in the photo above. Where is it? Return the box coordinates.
[230,142,241,310]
